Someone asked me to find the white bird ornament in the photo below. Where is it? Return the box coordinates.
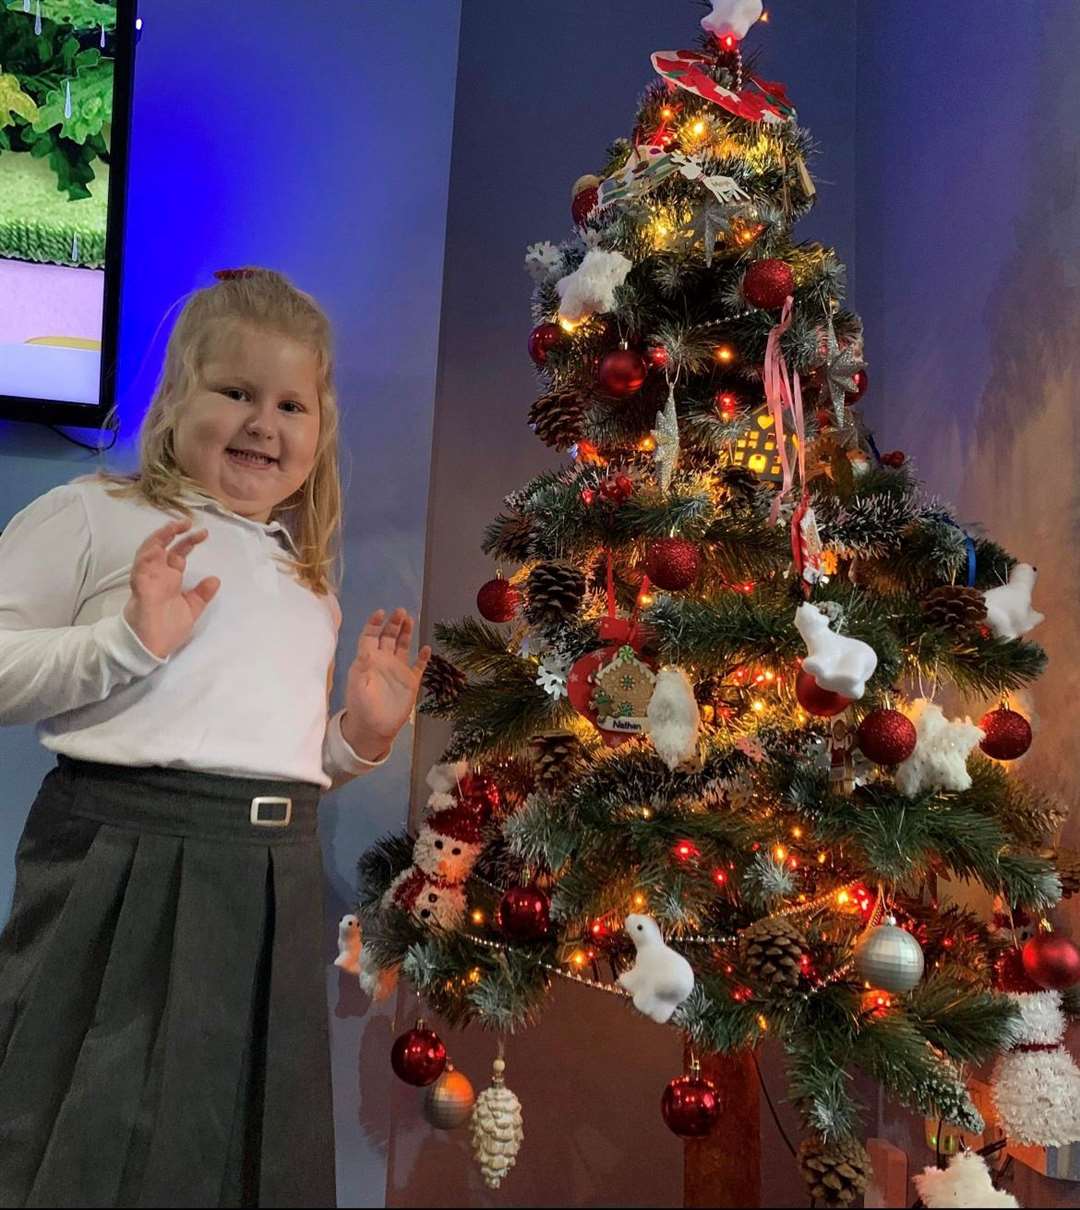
[617,914,696,1024]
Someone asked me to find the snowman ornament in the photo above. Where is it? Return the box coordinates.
[618,914,696,1024]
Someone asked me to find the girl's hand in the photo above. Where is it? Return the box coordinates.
[122,519,221,660]
[340,608,431,760]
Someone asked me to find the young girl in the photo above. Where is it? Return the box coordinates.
[0,268,430,1208]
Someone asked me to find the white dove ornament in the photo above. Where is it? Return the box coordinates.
[701,0,763,41]
[984,563,1044,640]
[335,913,361,975]
[618,914,695,1024]
[795,603,878,700]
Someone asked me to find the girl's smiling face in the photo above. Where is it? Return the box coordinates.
[172,323,322,523]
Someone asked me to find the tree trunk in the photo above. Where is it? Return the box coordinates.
[683,1048,761,1208]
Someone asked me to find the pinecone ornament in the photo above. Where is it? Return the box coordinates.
[529,731,582,793]
[739,916,809,997]
[1045,847,1080,899]
[528,388,586,451]
[422,653,467,710]
[487,512,536,562]
[524,561,587,628]
[798,1136,871,1208]
[470,1055,524,1190]
[922,585,988,633]
[721,465,760,504]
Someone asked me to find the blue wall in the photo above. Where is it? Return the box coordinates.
[0,1,461,1205]
[856,4,1080,1204]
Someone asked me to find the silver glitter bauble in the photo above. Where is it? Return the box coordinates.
[423,1065,476,1130]
[854,923,925,993]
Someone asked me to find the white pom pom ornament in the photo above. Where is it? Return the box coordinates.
[646,666,701,770]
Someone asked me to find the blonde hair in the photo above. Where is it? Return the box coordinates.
[94,268,342,596]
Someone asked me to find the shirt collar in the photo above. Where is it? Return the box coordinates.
[178,490,301,557]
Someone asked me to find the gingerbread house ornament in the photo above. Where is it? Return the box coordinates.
[592,644,657,742]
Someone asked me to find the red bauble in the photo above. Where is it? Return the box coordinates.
[599,474,634,504]
[660,1074,722,1138]
[979,708,1032,761]
[528,322,563,366]
[457,772,501,824]
[856,709,917,766]
[995,947,1044,994]
[645,538,701,592]
[742,259,795,310]
[391,1026,447,1086]
[571,175,601,227]
[644,345,670,369]
[476,576,521,623]
[597,348,648,398]
[497,885,551,941]
[880,450,906,469]
[1022,933,1080,991]
[795,665,855,718]
[846,368,869,403]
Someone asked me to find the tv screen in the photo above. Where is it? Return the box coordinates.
[0,0,135,428]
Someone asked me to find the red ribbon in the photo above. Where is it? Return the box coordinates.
[764,297,808,562]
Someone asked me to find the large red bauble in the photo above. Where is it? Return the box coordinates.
[995,947,1044,994]
[476,577,520,623]
[979,708,1032,761]
[742,259,795,310]
[856,709,917,766]
[645,538,701,592]
[497,885,551,941]
[457,772,501,824]
[846,368,869,403]
[597,348,648,398]
[391,1026,447,1086]
[795,665,855,718]
[528,322,563,366]
[1022,933,1080,991]
[660,1074,722,1138]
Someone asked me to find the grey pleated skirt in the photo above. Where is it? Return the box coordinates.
[0,755,337,1209]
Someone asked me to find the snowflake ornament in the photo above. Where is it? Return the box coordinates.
[524,241,563,285]
[535,649,572,700]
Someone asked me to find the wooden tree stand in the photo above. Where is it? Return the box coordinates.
[684,1048,762,1208]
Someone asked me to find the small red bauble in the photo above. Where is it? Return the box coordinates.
[995,947,1044,994]
[597,348,648,398]
[856,709,917,766]
[571,174,601,227]
[880,450,906,469]
[476,576,521,623]
[457,772,501,823]
[528,322,563,366]
[846,368,869,403]
[645,538,701,592]
[1022,933,1080,991]
[391,1026,447,1086]
[644,345,670,369]
[795,665,855,718]
[497,885,551,941]
[661,1074,722,1138]
[979,708,1032,761]
[599,474,634,504]
[742,259,795,310]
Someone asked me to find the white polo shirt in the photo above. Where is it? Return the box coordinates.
[0,476,388,789]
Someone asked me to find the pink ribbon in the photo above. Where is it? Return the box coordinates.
[763,297,807,549]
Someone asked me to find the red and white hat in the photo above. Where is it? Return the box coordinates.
[427,804,485,846]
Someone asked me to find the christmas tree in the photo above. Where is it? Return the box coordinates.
[356,1,1080,1197]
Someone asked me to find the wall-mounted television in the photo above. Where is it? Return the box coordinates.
[0,0,136,428]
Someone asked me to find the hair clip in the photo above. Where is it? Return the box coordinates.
[214,267,259,281]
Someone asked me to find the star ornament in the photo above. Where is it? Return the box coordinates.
[822,316,866,425]
[651,385,681,492]
[894,700,984,798]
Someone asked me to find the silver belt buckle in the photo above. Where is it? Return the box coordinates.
[250,796,292,828]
